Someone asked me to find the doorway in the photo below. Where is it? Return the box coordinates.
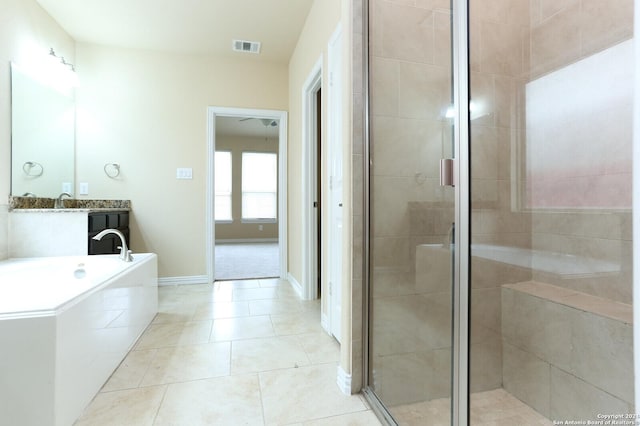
[214,116,280,281]
[206,107,288,283]
[302,59,322,301]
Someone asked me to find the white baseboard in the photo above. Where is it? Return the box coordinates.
[287,272,303,298]
[158,275,209,286]
[215,238,278,244]
[337,366,352,395]
[321,312,330,334]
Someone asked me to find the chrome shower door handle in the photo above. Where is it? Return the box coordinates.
[440,158,455,187]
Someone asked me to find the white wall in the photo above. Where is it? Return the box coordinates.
[0,0,76,260]
[75,44,289,278]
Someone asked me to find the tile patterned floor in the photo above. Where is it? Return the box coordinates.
[74,279,381,426]
[391,389,553,426]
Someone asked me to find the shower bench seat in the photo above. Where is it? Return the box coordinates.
[501,281,633,421]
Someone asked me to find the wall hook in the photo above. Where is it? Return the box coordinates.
[22,161,44,177]
[104,163,121,178]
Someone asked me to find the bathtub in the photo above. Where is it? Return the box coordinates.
[0,253,158,426]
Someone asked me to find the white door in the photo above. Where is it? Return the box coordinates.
[328,25,343,342]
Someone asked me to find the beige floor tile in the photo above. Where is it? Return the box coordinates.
[295,332,341,364]
[201,285,233,302]
[231,336,310,374]
[157,291,181,306]
[278,284,303,299]
[303,410,383,425]
[216,279,261,290]
[259,278,287,287]
[102,349,158,392]
[390,389,553,426]
[140,342,231,386]
[259,363,368,425]
[271,311,324,336]
[175,284,215,293]
[159,284,220,305]
[210,315,276,341]
[75,385,166,426]
[192,301,250,320]
[233,287,280,301]
[152,303,197,324]
[154,374,264,425]
[248,298,304,315]
[135,320,213,349]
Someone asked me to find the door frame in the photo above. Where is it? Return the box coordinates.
[326,23,343,341]
[206,106,288,283]
[452,0,471,423]
[302,58,323,301]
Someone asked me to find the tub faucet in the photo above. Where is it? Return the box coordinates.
[93,229,133,262]
[54,192,72,209]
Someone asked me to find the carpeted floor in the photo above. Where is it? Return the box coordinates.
[215,242,280,281]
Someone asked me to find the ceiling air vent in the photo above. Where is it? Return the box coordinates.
[233,39,261,54]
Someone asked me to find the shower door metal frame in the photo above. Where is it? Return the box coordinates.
[451,0,471,423]
[361,0,472,424]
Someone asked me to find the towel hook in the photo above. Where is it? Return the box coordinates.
[22,161,44,177]
[104,163,121,178]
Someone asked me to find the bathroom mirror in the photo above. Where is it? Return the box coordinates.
[10,62,75,198]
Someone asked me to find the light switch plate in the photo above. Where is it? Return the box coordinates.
[62,182,72,193]
[176,168,193,179]
[79,182,89,195]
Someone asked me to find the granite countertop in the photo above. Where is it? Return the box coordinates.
[10,207,130,213]
[9,196,131,212]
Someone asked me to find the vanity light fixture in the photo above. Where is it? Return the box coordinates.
[47,48,79,90]
[104,163,121,178]
[49,48,75,72]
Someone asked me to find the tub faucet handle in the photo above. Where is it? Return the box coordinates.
[118,246,134,262]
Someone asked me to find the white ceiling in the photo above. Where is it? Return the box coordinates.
[35,0,315,63]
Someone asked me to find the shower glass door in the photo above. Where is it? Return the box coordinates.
[366,0,457,423]
[366,0,635,424]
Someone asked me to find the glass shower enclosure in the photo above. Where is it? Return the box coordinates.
[364,0,635,424]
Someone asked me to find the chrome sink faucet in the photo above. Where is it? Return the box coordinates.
[92,229,133,262]
[54,192,72,209]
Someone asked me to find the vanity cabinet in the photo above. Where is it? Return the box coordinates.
[88,211,130,255]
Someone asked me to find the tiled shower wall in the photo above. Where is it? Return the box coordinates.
[527,0,633,303]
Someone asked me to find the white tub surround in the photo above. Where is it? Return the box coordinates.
[8,198,131,258]
[0,253,158,426]
[9,209,88,257]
